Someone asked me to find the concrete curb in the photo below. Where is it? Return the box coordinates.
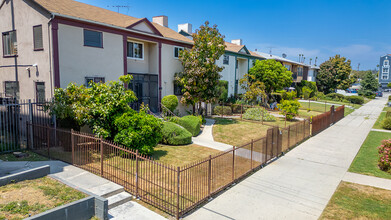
[0,165,50,186]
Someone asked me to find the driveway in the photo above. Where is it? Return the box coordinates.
[185,96,386,220]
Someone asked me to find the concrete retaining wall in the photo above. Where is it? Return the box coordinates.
[0,165,50,186]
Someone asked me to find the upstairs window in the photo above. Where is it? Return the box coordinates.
[85,77,105,88]
[284,64,291,71]
[174,81,183,95]
[127,41,143,59]
[35,82,45,103]
[384,60,389,66]
[4,81,19,98]
[174,46,184,58]
[297,67,303,76]
[383,67,389,74]
[2,31,17,56]
[33,25,43,50]
[223,55,229,65]
[83,29,103,48]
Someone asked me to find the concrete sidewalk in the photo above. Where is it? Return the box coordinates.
[343,172,391,191]
[186,97,386,220]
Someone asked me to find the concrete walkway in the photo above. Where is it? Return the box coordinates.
[186,96,386,220]
[0,160,166,220]
[343,172,391,191]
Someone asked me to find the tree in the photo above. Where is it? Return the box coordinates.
[359,71,378,97]
[387,82,391,89]
[176,21,226,114]
[216,80,228,103]
[278,99,301,120]
[247,59,293,95]
[316,55,354,94]
[239,73,266,104]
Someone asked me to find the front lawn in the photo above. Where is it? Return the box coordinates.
[320,181,391,220]
[0,176,86,220]
[152,144,220,166]
[349,131,391,179]
[212,118,296,147]
[373,112,386,129]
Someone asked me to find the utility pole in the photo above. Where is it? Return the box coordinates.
[309,58,312,65]
[315,57,318,66]
[357,63,360,71]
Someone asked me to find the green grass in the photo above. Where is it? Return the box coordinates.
[349,131,391,179]
[384,106,391,112]
[299,100,357,117]
[0,151,49,161]
[373,112,386,130]
[320,181,391,220]
[0,177,86,220]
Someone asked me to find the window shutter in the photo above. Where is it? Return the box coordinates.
[33,25,43,50]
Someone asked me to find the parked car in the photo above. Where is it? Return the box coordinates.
[376,91,383,97]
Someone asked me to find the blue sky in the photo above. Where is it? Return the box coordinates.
[78,0,391,70]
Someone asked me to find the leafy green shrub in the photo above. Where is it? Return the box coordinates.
[242,108,276,121]
[358,89,375,99]
[378,139,391,172]
[213,106,232,115]
[317,92,326,99]
[176,115,201,136]
[113,111,163,155]
[381,117,391,130]
[387,111,391,118]
[345,96,364,104]
[388,95,391,101]
[161,95,179,112]
[302,86,313,100]
[326,93,345,101]
[278,99,301,120]
[161,122,192,145]
[217,80,229,102]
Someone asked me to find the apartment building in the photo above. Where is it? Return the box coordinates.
[379,54,391,89]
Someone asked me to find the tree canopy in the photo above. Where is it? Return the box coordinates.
[360,71,378,93]
[247,59,293,94]
[316,55,354,94]
[176,21,226,113]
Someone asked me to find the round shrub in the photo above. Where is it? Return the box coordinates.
[381,117,391,130]
[326,93,345,101]
[378,139,391,172]
[113,111,163,155]
[176,115,201,136]
[161,122,192,145]
[386,110,391,118]
[161,95,179,112]
[345,96,364,104]
[242,108,276,121]
[213,106,232,115]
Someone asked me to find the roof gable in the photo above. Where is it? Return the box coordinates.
[238,46,250,55]
[127,18,162,36]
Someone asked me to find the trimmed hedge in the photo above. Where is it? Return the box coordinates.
[345,96,364,104]
[173,115,201,136]
[162,95,179,112]
[161,122,192,145]
[326,93,345,101]
[382,117,391,130]
[243,108,276,121]
[213,106,232,115]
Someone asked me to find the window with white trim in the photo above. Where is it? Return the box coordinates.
[223,55,229,65]
[384,60,389,66]
[174,46,184,58]
[85,77,105,88]
[297,67,303,76]
[127,41,143,59]
[284,64,291,71]
[2,31,17,56]
[383,67,389,74]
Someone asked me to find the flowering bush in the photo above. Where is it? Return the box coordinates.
[378,139,391,172]
[243,107,276,121]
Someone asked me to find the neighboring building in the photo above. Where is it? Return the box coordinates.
[253,51,310,83]
[0,0,192,113]
[379,54,391,89]
[307,65,320,82]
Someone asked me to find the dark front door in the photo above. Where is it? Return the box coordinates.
[129,74,158,113]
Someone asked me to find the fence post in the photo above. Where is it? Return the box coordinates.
[136,150,139,198]
[208,155,211,197]
[100,138,104,176]
[240,104,243,120]
[71,129,75,165]
[47,125,50,158]
[222,102,224,118]
[250,139,254,169]
[325,100,327,112]
[28,99,34,149]
[287,125,291,148]
[232,146,235,181]
[176,166,180,219]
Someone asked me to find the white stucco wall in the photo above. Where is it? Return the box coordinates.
[57,24,123,87]
[216,54,236,97]
[0,0,53,100]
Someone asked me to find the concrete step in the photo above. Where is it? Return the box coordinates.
[88,182,124,198]
[108,191,132,209]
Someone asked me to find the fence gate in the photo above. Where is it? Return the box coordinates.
[0,98,53,153]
